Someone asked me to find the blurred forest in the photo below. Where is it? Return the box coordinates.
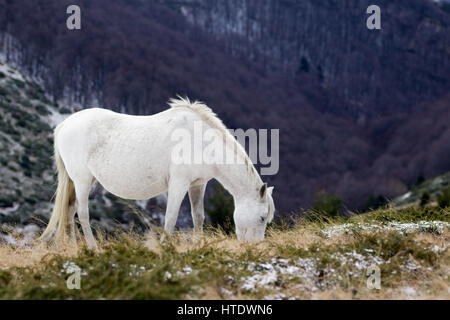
[0,0,449,212]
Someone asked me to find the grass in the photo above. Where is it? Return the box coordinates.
[0,206,449,300]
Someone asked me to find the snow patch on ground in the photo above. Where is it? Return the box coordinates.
[401,286,418,299]
[0,202,20,215]
[237,243,440,297]
[48,110,70,127]
[398,191,412,201]
[0,61,25,82]
[322,221,450,238]
[0,224,40,247]
[240,257,321,294]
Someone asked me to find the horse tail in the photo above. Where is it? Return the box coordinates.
[39,124,75,243]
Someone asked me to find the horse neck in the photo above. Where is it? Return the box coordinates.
[215,162,262,202]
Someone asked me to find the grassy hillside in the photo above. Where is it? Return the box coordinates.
[0,206,448,300]
[0,61,157,236]
[391,172,450,208]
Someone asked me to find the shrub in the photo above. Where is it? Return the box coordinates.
[12,79,25,89]
[420,191,431,207]
[437,186,450,208]
[0,86,8,96]
[298,56,310,73]
[0,194,18,208]
[35,104,51,116]
[415,174,425,187]
[363,194,387,211]
[205,183,234,233]
[59,107,71,114]
[19,155,32,170]
[311,190,342,218]
[20,98,32,107]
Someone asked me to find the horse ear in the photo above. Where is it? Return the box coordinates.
[259,183,268,199]
[268,186,274,196]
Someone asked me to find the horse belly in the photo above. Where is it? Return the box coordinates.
[88,143,169,200]
[92,166,168,200]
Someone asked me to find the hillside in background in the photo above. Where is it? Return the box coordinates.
[0,61,179,233]
[0,0,449,213]
[177,0,450,118]
[0,62,54,226]
[391,171,450,208]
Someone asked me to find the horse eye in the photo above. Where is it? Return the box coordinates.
[260,216,265,223]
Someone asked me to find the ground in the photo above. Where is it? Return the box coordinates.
[0,206,448,300]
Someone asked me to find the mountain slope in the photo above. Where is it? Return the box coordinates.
[176,0,450,118]
[0,61,55,225]
[0,61,171,233]
[0,0,449,212]
[391,171,450,207]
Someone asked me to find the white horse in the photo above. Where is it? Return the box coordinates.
[39,97,275,250]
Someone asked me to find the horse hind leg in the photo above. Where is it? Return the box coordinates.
[73,176,98,251]
[67,203,77,243]
[188,182,207,233]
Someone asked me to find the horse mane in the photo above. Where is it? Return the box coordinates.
[169,96,229,138]
[168,96,261,184]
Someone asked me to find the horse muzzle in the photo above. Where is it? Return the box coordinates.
[236,226,265,242]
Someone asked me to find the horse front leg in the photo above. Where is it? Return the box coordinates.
[188,183,207,233]
[163,178,190,238]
